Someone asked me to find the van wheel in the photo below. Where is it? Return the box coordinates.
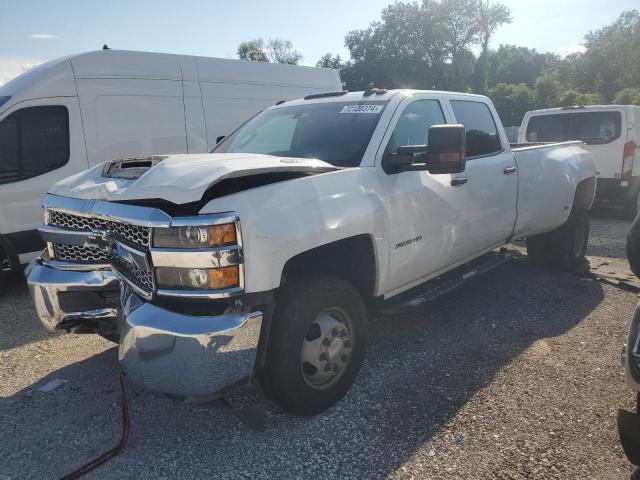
[259,275,368,415]
[526,206,589,271]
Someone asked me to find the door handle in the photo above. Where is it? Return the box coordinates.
[450,177,468,187]
[503,166,517,174]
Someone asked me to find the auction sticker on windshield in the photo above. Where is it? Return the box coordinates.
[340,105,384,114]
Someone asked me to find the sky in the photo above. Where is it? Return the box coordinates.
[1,0,637,85]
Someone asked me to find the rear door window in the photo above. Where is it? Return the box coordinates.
[0,106,69,184]
[526,111,621,144]
[450,100,502,157]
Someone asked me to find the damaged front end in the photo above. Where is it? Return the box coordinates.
[26,193,266,398]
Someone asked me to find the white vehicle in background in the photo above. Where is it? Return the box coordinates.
[27,88,596,414]
[519,105,640,214]
[0,49,341,277]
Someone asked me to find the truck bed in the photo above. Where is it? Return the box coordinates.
[511,140,594,238]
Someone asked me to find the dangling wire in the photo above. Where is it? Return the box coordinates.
[61,373,130,480]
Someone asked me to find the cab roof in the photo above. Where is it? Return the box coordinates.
[273,89,490,108]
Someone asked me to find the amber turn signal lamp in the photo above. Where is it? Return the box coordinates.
[207,265,240,289]
[208,224,237,246]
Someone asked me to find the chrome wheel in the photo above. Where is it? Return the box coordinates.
[300,307,354,390]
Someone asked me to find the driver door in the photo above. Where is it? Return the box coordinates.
[375,95,470,297]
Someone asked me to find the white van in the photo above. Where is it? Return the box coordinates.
[0,49,341,274]
[519,105,640,213]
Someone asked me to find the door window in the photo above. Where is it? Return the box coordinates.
[450,100,502,158]
[384,99,445,154]
[0,106,69,184]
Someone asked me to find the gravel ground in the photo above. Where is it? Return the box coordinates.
[1,213,638,479]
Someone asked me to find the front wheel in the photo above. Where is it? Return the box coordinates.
[259,275,368,415]
[526,206,589,271]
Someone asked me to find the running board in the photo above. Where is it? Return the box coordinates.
[378,249,514,315]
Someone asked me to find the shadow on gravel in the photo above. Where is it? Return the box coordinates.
[2,258,605,479]
[0,272,50,352]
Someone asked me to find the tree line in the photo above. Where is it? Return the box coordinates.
[237,2,640,126]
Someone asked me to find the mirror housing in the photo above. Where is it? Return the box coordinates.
[216,135,226,144]
[426,124,466,174]
[382,124,466,174]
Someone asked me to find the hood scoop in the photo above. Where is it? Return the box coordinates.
[102,155,168,180]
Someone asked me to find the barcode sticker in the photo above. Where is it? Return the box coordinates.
[340,105,384,114]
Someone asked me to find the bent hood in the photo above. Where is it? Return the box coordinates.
[48,153,338,204]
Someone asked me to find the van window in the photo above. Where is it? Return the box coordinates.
[524,114,571,143]
[450,100,502,157]
[0,106,69,184]
[526,111,622,144]
[384,99,445,154]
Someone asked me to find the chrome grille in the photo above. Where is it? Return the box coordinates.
[48,210,151,247]
[54,244,109,263]
[47,209,154,297]
[111,255,154,293]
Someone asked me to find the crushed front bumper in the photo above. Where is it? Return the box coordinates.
[26,259,264,397]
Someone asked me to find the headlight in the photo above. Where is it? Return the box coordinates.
[153,223,236,248]
[155,266,240,291]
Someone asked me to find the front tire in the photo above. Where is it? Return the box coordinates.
[526,206,589,270]
[259,275,368,415]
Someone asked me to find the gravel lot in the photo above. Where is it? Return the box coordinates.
[1,212,638,479]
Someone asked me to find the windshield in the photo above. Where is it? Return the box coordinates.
[213,101,388,167]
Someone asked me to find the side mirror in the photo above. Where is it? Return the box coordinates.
[426,124,466,174]
[216,135,226,144]
[382,124,466,175]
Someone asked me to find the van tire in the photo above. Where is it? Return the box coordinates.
[259,275,368,415]
[527,206,589,271]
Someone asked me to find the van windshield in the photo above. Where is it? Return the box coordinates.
[213,101,388,167]
[526,111,622,144]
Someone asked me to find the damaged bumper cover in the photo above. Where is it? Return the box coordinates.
[26,259,263,397]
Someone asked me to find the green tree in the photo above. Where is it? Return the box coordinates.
[534,73,561,108]
[557,90,602,107]
[581,10,640,100]
[266,38,303,65]
[237,39,268,62]
[433,0,482,91]
[614,87,640,105]
[474,0,512,94]
[488,83,533,125]
[339,0,514,92]
[316,54,345,70]
[342,1,448,90]
[487,45,557,88]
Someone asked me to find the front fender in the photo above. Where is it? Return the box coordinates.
[199,168,387,294]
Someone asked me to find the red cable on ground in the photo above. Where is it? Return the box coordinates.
[60,373,130,480]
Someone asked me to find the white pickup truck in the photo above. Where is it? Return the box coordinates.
[26,89,596,414]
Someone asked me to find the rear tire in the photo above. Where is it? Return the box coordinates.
[259,275,368,415]
[526,206,589,271]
